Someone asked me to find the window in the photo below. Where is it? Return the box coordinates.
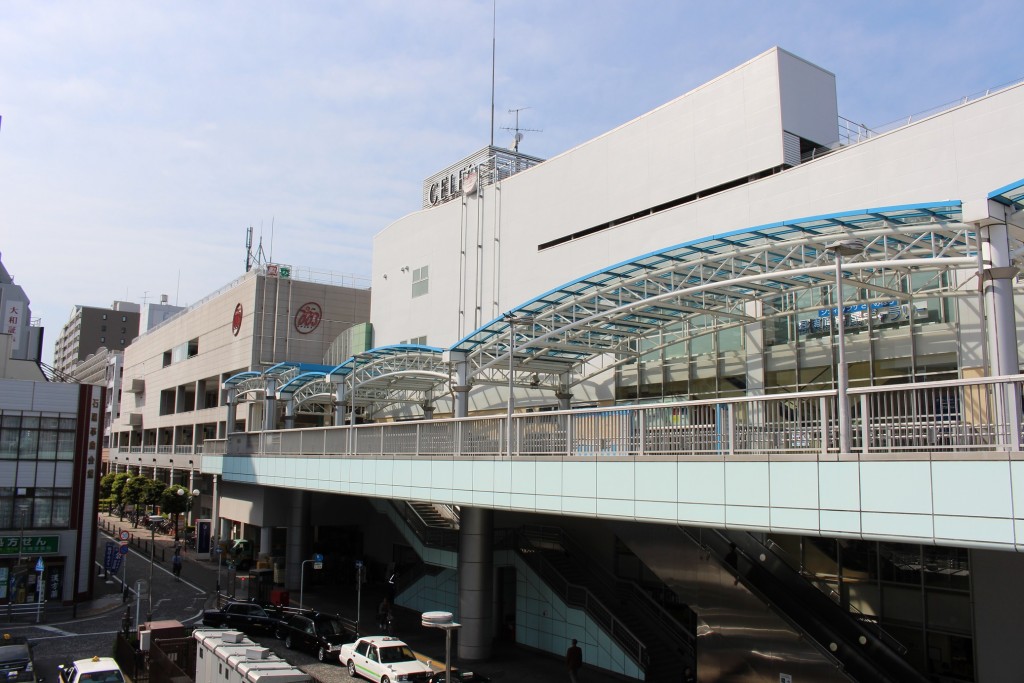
[102,314,108,320]
[410,335,427,345]
[99,336,105,343]
[121,327,126,333]
[120,338,125,345]
[411,265,429,298]
[101,325,107,332]
[121,315,127,322]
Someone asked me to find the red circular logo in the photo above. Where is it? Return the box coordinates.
[231,303,243,336]
[294,302,322,334]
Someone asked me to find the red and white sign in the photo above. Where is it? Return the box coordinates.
[231,303,243,336]
[294,302,322,334]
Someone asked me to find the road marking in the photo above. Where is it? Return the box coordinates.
[36,625,74,636]
[29,630,121,641]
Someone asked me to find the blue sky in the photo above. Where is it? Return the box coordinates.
[1,1,1021,365]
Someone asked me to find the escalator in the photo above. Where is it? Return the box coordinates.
[686,527,927,683]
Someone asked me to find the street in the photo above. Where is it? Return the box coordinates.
[1,523,365,683]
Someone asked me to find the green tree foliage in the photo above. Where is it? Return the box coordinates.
[112,472,132,503]
[100,472,117,499]
[143,478,167,509]
[161,485,193,541]
[123,475,150,525]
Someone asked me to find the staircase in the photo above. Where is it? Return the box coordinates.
[517,526,695,682]
[407,501,456,529]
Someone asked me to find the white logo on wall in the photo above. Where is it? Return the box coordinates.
[780,674,793,683]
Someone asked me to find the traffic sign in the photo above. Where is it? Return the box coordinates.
[313,562,323,570]
[119,530,130,541]
[313,553,324,562]
[119,544,129,555]
[35,557,44,572]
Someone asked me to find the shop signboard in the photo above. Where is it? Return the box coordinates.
[0,536,59,555]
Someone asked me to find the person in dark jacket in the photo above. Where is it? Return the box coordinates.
[566,638,583,682]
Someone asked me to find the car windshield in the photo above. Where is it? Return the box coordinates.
[316,617,344,636]
[378,645,416,664]
[80,671,126,683]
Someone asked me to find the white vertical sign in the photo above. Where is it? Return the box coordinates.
[5,300,24,351]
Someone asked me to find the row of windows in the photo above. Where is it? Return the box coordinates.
[101,313,129,322]
[0,413,77,461]
[0,488,72,529]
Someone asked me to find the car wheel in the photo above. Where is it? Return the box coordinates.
[317,646,327,662]
[381,677,390,683]
[285,635,293,649]
[275,627,285,640]
[347,660,358,678]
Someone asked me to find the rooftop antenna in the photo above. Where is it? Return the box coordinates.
[245,226,253,272]
[489,0,496,147]
[245,226,267,272]
[501,107,542,152]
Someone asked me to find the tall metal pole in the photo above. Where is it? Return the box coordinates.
[299,559,313,610]
[147,526,155,621]
[828,240,864,455]
[506,317,515,458]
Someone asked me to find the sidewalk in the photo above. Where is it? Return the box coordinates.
[84,513,634,683]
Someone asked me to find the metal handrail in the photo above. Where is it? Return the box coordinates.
[226,375,1024,459]
[520,525,695,658]
[514,530,648,670]
[763,538,908,656]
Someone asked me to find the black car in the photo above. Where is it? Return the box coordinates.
[0,635,37,683]
[275,611,358,663]
[201,601,285,635]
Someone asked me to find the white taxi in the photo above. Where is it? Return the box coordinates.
[57,656,126,683]
[339,636,434,683]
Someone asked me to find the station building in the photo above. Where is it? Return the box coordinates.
[107,265,371,525]
[116,48,1024,682]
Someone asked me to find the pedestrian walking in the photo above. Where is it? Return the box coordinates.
[377,598,390,632]
[172,553,182,580]
[566,638,583,683]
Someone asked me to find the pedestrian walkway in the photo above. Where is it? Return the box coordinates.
[77,514,637,683]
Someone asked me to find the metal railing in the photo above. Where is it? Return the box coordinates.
[509,528,648,671]
[219,375,1024,459]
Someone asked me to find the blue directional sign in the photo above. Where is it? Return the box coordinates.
[313,553,324,562]
[104,542,123,572]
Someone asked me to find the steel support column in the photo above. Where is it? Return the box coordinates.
[458,507,494,661]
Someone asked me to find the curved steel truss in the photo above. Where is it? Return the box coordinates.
[221,196,1024,415]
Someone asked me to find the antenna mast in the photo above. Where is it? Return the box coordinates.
[501,107,542,152]
[490,0,496,147]
[245,226,267,272]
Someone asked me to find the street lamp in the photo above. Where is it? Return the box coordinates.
[147,523,155,622]
[349,354,372,453]
[826,239,865,454]
[502,313,533,457]
[422,611,461,683]
[14,499,31,567]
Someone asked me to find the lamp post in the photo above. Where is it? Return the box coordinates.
[14,499,30,580]
[349,354,372,454]
[826,239,865,455]
[502,313,533,458]
[422,611,461,683]
[147,524,155,622]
